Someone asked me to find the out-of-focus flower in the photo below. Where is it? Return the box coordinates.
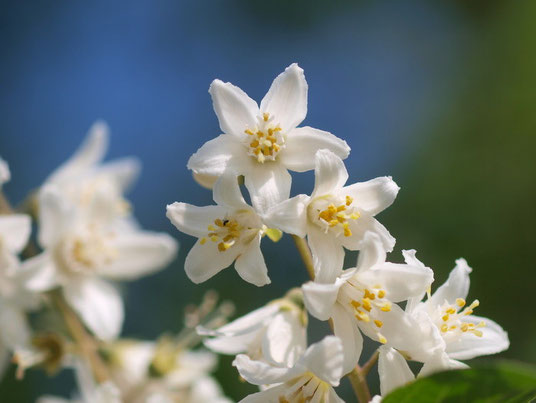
[234,336,345,403]
[302,232,435,374]
[21,185,177,340]
[0,158,10,187]
[198,288,307,368]
[188,63,350,213]
[265,149,398,282]
[167,173,279,286]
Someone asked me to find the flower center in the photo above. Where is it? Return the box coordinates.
[244,113,285,163]
[278,372,330,403]
[199,211,261,252]
[341,281,392,344]
[309,195,360,237]
[437,298,485,339]
[57,230,118,274]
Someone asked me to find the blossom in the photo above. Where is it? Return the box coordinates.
[44,121,140,218]
[187,63,350,213]
[21,184,177,340]
[302,232,435,374]
[0,157,10,187]
[167,173,280,286]
[265,149,399,282]
[198,288,307,367]
[234,335,344,403]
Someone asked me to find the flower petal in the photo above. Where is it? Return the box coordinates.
[37,185,75,248]
[63,277,123,341]
[260,63,307,132]
[262,311,306,367]
[280,127,350,172]
[378,346,415,396]
[446,315,509,360]
[46,121,108,185]
[0,158,10,187]
[20,252,61,291]
[96,232,177,280]
[97,157,141,193]
[187,134,246,176]
[213,173,248,210]
[343,177,399,216]
[419,352,468,377]
[332,304,362,375]
[166,202,227,238]
[209,79,259,137]
[233,354,297,385]
[184,238,241,284]
[263,195,309,238]
[355,231,387,272]
[0,214,31,253]
[240,384,287,403]
[199,304,279,337]
[244,163,291,213]
[302,336,344,386]
[0,305,31,348]
[311,149,348,198]
[428,258,472,307]
[234,233,270,286]
[307,228,344,283]
[302,279,344,321]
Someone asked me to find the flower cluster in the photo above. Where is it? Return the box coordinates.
[0,125,232,401]
[167,64,510,401]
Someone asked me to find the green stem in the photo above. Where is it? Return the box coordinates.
[291,235,315,280]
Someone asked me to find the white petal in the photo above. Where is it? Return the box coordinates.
[234,233,270,286]
[260,63,307,131]
[190,376,232,403]
[213,173,248,210]
[240,384,287,403]
[280,127,350,172]
[37,185,75,248]
[346,218,395,254]
[0,214,31,253]
[262,311,306,367]
[302,336,344,386]
[166,202,227,238]
[355,231,387,272]
[187,134,247,176]
[0,158,10,187]
[332,304,362,375]
[184,238,241,284]
[343,176,399,216]
[307,228,344,283]
[302,279,344,320]
[193,171,219,189]
[357,262,434,302]
[326,387,345,403]
[244,163,291,213]
[429,258,472,307]
[200,304,279,337]
[446,315,509,360]
[20,252,61,291]
[96,157,141,193]
[263,195,309,238]
[311,149,348,198]
[419,351,468,377]
[209,79,259,136]
[233,354,297,385]
[378,346,415,396]
[63,277,123,341]
[0,305,31,348]
[96,232,177,280]
[46,121,108,185]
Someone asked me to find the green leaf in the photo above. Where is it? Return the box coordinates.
[382,361,536,403]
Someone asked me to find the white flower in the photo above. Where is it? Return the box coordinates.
[38,360,121,403]
[167,173,278,286]
[44,121,140,218]
[21,185,177,340]
[405,258,509,375]
[265,149,399,282]
[302,232,435,374]
[234,336,345,403]
[198,289,307,368]
[377,346,416,396]
[0,213,38,376]
[188,63,350,213]
[0,157,10,187]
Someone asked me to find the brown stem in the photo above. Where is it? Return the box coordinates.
[362,349,380,376]
[51,290,110,383]
[348,366,372,403]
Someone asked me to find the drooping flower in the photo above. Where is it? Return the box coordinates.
[44,121,140,218]
[234,336,345,403]
[21,184,177,341]
[264,149,399,282]
[167,173,280,286]
[187,63,350,213]
[198,288,307,368]
[302,232,436,374]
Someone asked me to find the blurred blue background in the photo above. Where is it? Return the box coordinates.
[1,0,535,401]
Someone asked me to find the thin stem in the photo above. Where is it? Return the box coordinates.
[348,366,372,403]
[362,349,380,376]
[51,290,110,383]
[291,235,315,280]
[0,191,14,214]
